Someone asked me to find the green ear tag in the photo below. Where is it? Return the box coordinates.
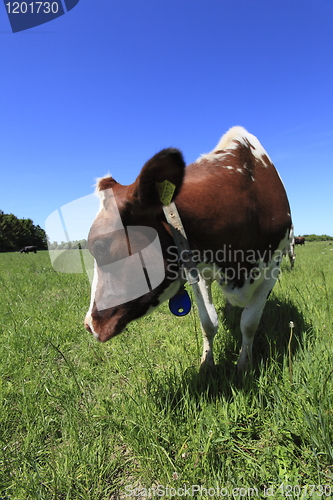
[156,180,176,206]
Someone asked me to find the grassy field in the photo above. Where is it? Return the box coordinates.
[0,242,332,499]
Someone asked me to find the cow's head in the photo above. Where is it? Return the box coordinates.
[84,148,186,342]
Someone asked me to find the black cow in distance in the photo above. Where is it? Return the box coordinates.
[20,246,37,254]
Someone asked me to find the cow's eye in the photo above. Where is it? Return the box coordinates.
[93,240,108,257]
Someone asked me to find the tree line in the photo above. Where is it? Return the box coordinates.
[302,234,333,242]
[0,210,48,252]
[48,240,88,250]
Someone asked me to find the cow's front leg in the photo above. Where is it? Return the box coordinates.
[192,276,218,370]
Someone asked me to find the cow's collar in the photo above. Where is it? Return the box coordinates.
[163,202,199,286]
[163,203,216,328]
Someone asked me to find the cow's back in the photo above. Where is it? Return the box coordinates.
[175,129,291,259]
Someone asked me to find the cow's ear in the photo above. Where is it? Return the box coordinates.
[129,148,185,213]
[96,176,118,193]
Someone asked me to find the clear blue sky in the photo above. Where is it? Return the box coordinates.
[1,0,333,241]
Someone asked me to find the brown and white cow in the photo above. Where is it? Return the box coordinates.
[85,127,293,372]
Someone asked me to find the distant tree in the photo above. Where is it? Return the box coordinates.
[35,224,48,248]
[48,241,58,250]
[0,210,48,252]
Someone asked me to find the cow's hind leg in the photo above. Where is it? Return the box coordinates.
[237,265,280,372]
[192,275,218,370]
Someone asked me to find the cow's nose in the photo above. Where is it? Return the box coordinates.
[84,317,100,341]
[85,322,92,334]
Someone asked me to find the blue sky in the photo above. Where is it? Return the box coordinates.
[1,0,333,242]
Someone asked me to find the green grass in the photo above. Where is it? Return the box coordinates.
[0,243,332,499]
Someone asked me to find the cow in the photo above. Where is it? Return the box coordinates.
[84,126,293,372]
[294,236,305,245]
[20,246,37,254]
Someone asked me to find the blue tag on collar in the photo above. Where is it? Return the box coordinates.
[169,289,191,316]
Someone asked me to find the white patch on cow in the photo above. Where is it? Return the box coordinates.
[196,126,274,168]
[93,188,124,235]
[218,261,266,308]
[259,155,270,167]
[85,260,100,340]
[236,168,243,174]
[244,137,273,167]
[87,261,98,313]
[213,126,248,152]
[93,174,117,216]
